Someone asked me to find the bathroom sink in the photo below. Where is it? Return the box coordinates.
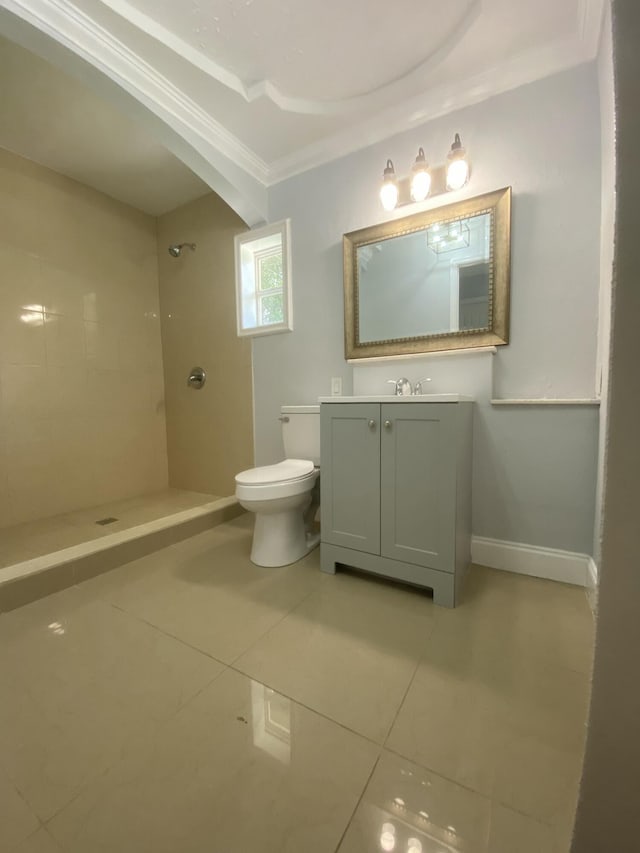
[317,394,473,403]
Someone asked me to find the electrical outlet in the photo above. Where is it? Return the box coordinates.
[331,377,342,396]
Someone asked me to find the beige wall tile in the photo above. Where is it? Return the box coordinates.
[0,308,47,366]
[0,148,169,526]
[118,317,161,371]
[0,420,11,527]
[0,365,49,420]
[84,320,119,370]
[157,192,253,496]
[46,366,89,418]
[44,314,86,367]
[0,242,43,313]
[0,163,40,254]
[41,265,87,318]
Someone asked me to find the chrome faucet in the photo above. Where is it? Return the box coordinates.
[387,378,412,396]
[413,377,432,395]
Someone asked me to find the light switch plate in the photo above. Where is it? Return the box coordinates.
[331,377,342,396]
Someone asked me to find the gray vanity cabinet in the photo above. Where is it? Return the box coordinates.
[320,401,473,607]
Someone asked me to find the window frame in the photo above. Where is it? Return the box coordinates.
[234,219,293,338]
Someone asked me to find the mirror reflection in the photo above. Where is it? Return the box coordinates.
[357,212,491,342]
[343,187,511,359]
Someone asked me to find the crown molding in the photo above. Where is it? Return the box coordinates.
[1,0,270,185]
[89,0,481,116]
[265,32,597,185]
[0,0,604,196]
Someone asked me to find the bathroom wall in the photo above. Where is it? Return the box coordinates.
[156,192,254,496]
[256,64,601,555]
[0,147,168,527]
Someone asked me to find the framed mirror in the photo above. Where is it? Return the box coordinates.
[343,187,511,359]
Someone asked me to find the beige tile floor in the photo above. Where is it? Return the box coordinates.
[0,489,219,568]
[0,514,594,853]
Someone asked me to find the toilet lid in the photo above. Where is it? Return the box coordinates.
[235,458,315,486]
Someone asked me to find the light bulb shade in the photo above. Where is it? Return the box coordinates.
[410,147,431,201]
[446,158,469,190]
[380,181,399,210]
[380,160,398,210]
[446,133,469,190]
[410,169,431,201]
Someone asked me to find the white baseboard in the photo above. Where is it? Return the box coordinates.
[471,536,590,587]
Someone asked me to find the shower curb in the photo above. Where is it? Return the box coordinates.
[0,498,244,613]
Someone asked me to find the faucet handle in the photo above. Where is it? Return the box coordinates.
[387,378,412,396]
[413,377,432,395]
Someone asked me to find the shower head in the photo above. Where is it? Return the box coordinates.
[168,242,196,257]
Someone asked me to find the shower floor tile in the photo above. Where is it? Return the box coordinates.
[0,488,219,568]
[0,516,594,853]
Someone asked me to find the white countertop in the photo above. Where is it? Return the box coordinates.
[318,394,473,403]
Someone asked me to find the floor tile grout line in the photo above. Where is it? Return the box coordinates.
[99,580,443,751]
[225,586,320,669]
[226,661,384,749]
[105,600,230,669]
[13,824,55,852]
[38,664,383,843]
[37,664,234,833]
[332,748,385,853]
[41,664,383,833]
[379,617,438,749]
[101,574,322,672]
[173,661,233,716]
[380,739,565,832]
[5,776,49,839]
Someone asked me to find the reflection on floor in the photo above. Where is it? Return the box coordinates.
[0,514,594,853]
[0,489,219,568]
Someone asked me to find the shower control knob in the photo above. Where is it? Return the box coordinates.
[187,367,206,389]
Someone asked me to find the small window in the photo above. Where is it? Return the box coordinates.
[234,219,292,337]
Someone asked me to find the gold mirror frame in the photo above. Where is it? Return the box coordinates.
[343,186,511,359]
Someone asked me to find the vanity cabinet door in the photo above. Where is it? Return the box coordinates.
[380,403,457,572]
[320,403,380,554]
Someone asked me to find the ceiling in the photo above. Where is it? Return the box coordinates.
[0,34,209,215]
[0,0,604,221]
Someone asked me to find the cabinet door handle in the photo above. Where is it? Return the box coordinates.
[384,420,392,430]
[368,419,376,430]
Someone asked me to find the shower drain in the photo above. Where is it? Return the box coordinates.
[95,517,118,526]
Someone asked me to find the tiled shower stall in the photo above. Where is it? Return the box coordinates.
[0,147,253,582]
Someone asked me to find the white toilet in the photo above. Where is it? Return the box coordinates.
[235,405,320,567]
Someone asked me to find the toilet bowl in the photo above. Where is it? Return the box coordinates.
[235,406,320,567]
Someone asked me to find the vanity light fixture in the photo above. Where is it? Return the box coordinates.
[380,159,399,211]
[379,134,469,210]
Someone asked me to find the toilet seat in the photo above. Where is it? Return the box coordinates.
[235,459,318,502]
[235,458,314,486]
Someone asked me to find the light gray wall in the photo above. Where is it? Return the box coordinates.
[354,356,598,554]
[572,1,640,848]
[255,64,601,555]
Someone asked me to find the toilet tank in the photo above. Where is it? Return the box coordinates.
[281,406,320,465]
